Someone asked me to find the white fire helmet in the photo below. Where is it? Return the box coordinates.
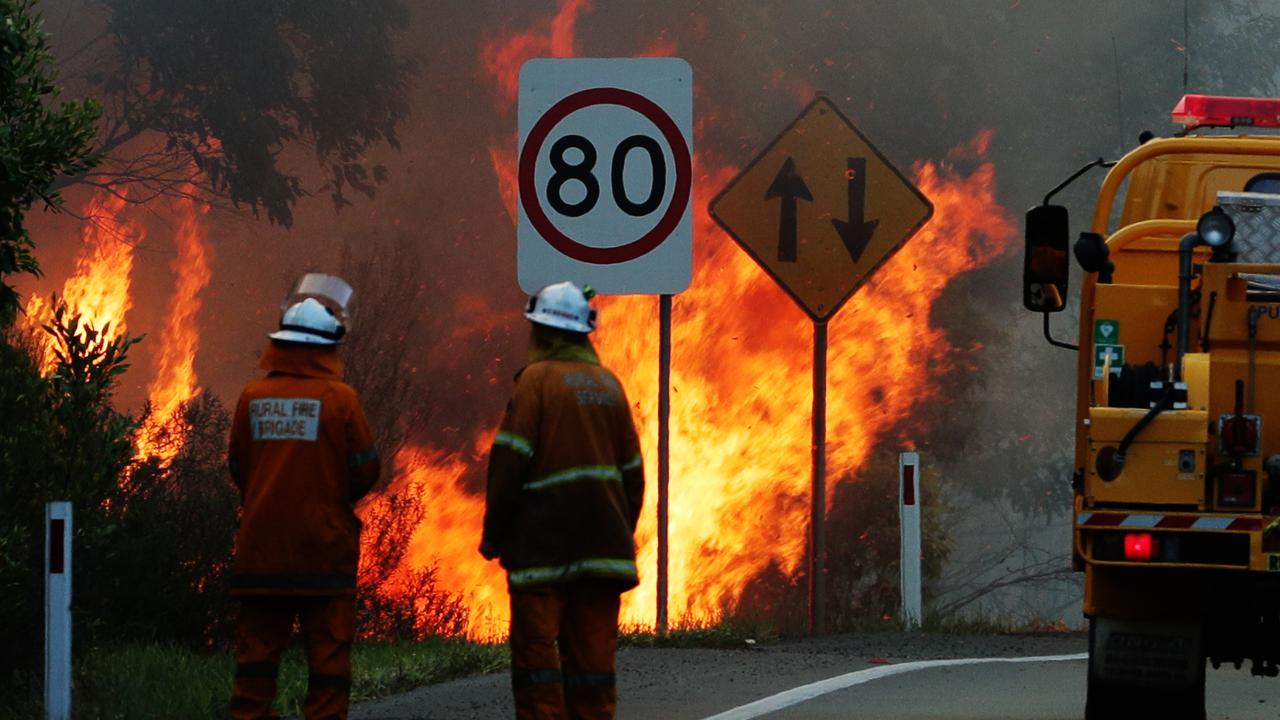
[268,297,346,345]
[524,281,596,334]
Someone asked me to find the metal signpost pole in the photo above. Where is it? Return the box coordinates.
[810,320,828,635]
[707,94,933,639]
[45,501,72,720]
[658,293,672,635]
[899,452,922,629]
[516,57,692,637]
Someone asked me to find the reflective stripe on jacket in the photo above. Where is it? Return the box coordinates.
[228,342,380,596]
[483,344,644,590]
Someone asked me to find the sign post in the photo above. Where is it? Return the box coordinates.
[710,95,933,634]
[811,321,828,631]
[518,58,692,633]
[45,501,72,720]
[899,452,922,629]
[657,293,672,634]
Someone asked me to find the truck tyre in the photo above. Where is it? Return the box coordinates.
[1085,618,1206,720]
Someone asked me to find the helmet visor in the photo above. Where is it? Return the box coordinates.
[292,273,353,312]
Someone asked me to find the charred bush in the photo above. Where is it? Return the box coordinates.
[0,311,139,680]
[357,479,470,639]
[106,393,240,647]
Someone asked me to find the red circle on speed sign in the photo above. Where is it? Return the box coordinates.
[519,87,692,265]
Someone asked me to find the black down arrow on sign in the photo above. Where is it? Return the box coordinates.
[831,157,878,263]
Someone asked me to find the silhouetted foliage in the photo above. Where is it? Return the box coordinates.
[68,0,416,226]
[108,393,240,646]
[0,0,101,324]
[0,303,139,680]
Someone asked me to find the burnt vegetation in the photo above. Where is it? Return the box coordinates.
[0,0,458,709]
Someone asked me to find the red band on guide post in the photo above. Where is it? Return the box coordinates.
[50,519,65,574]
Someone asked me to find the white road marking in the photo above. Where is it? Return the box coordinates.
[699,653,1088,720]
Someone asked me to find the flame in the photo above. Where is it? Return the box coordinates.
[362,442,511,640]
[603,139,1015,623]
[355,4,1017,637]
[478,0,590,112]
[24,191,142,372]
[381,140,1013,637]
[479,0,590,222]
[135,191,213,461]
[24,186,212,464]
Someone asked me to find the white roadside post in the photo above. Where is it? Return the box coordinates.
[45,502,72,720]
[898,452,922,629]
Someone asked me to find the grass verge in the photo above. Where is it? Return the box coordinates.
[620,614,781,649]
[3,639,508,720]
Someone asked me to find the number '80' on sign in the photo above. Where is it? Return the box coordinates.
[527,102,686,259]
[517,59,692,294]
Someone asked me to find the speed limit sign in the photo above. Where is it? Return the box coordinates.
[517,58,693,295]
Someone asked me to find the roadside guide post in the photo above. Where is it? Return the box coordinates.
[710,95,933,635]
[899,452,923,629]
[517,58,692,634]
[45,501,72,720]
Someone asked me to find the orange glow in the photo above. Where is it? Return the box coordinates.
[355,4,1018,636]
[24,191,142,372]
[23,186,213,464]
[363,439,510,639]
[376,141,1014,636]
[479,0,589,223]
[604,143,1015,624]
[478,0,590,112]
[136,191,213,461]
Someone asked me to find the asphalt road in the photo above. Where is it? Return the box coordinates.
[350,632,1280,720]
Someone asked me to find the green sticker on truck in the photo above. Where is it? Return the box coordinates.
[1095,319,1120,345]
[1093,344,1125,379]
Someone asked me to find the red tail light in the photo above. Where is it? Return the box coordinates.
[1124,533,1158,561]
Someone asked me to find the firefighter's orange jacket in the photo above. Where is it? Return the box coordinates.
[228,342,380,596]
[483,340,644,591]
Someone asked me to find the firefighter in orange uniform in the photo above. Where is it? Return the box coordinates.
[228,288,380,720]
[481,281,645,720]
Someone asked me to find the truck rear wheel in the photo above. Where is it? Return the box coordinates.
[1085,617,1205,720]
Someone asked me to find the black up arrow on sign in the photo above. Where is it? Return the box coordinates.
[765,157,811,262]
[831,157,878,263]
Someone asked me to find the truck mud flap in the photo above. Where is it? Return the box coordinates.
[1091,617,1202,686]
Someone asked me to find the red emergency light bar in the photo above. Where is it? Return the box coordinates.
[1172,94,1280,130]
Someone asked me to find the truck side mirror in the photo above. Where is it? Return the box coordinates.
[1023,204,1070,312]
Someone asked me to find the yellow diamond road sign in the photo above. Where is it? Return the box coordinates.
[710,96,933,320]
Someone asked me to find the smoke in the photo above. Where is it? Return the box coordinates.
[23,0,1265,626]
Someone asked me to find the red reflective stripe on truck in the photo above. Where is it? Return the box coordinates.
[1155,515,1197,529]
[1228,518,1262,531]
[1080,513,1125,527]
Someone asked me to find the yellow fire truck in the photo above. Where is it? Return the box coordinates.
[1023,95,1280,720]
